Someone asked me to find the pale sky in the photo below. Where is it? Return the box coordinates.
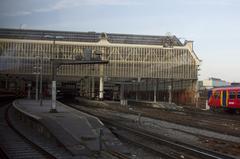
[1,0,240,82]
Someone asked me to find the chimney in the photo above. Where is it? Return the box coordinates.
[184,40,194,52]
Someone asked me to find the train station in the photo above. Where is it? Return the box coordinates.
[0,28,200,106]
[1,28,240,159]
[2,0,240,158]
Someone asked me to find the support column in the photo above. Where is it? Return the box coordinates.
[40,57,43,106]
[80,79,84,97]
[146,79,148,101]
[88,77,91,98]
[91,77,95,99]
[78,80,82,97]
[120,84,125,105]
[195,80,199,108]
[50,62,57,113]
[51,81,56,110]
[168,85,172,104]
[99,77,104,100]
[154,80,157,103]
[35,74,39,101]
[85,78,87,98]
[5,78,8,89]
[135,83,138,101]
[27,83,31,99]
[15,78,19,95]
[99,65,104,100]
[163,80,166,101]
[86,78,89,98]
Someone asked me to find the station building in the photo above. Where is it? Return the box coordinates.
[0,28,200,106]
[201,78,231,89]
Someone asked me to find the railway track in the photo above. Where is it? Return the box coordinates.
[66,102,236,159]
[106,150,131,159]
[104,119,235,159]
[0,98,131,159]
[104,104,240,137]
[0,100,57,159]
[69,97,240,137]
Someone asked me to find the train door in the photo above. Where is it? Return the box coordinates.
[215,91,221,107]
[236,91,240,108]
[208,90,212,100]
[212,91,220,107]
[228,91,236,108]
[222,90,226,107]
[208,90,214,106]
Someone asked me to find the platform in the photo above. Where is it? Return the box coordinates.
[13,99,128,157]
[75,97,183,111]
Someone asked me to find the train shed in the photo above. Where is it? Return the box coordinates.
[0,28,200,106]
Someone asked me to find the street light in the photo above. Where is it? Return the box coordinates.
[33,67,40,101]
[33,55,42,101]
[39,52,43,106]
[37,56,50,106]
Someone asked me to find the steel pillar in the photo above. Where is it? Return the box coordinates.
[168,85,172,104]
[27,83,31,99]
[135,83,138,101]
[195,80,199,108]
[39,58,43,106]
[91,77,95,98]
[5,79,8,89]
[120,84,125,105]
[154,83,157,103]
[99,65,104,100]
[35,74,39,101]
[99,77,104,100]
[50,62,58,113]
[51,81,56,110]
[88,77,91,98]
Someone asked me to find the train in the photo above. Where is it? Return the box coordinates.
[208,86,240,112]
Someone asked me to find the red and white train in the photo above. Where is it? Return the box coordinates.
[208,86,240,111]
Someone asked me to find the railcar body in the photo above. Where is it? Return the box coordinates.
[208,87,240,110]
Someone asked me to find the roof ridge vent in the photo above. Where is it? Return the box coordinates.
[98,32,110,44]
[163,32,174,47]
[100,32,108,40]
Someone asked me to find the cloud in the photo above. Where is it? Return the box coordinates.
[79,0,142,5]
[35,0,142,12]
[181,0,237,6]
[0,11,32,17]
[0,0,142,17]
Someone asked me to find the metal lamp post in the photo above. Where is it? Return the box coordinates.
[33,70,40,101]
[40,52,43,106]
[36,73,39,100]
[33,57,40,101]
[44,35,64,113]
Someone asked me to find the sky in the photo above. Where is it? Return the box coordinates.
[0,0,240,82]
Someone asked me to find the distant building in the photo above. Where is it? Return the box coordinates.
[201,77,231,89]
[231,82,240,86]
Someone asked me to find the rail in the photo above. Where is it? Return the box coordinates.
[66,102,235,159]
[106,150,131,159]
[0,99,57,159]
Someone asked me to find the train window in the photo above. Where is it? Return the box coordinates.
[229,91,236,99]
[238,92,240,99]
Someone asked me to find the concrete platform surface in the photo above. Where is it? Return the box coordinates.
[75,97,183,111]
[13,99,128,156]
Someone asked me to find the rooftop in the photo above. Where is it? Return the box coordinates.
[0,28,183,46]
